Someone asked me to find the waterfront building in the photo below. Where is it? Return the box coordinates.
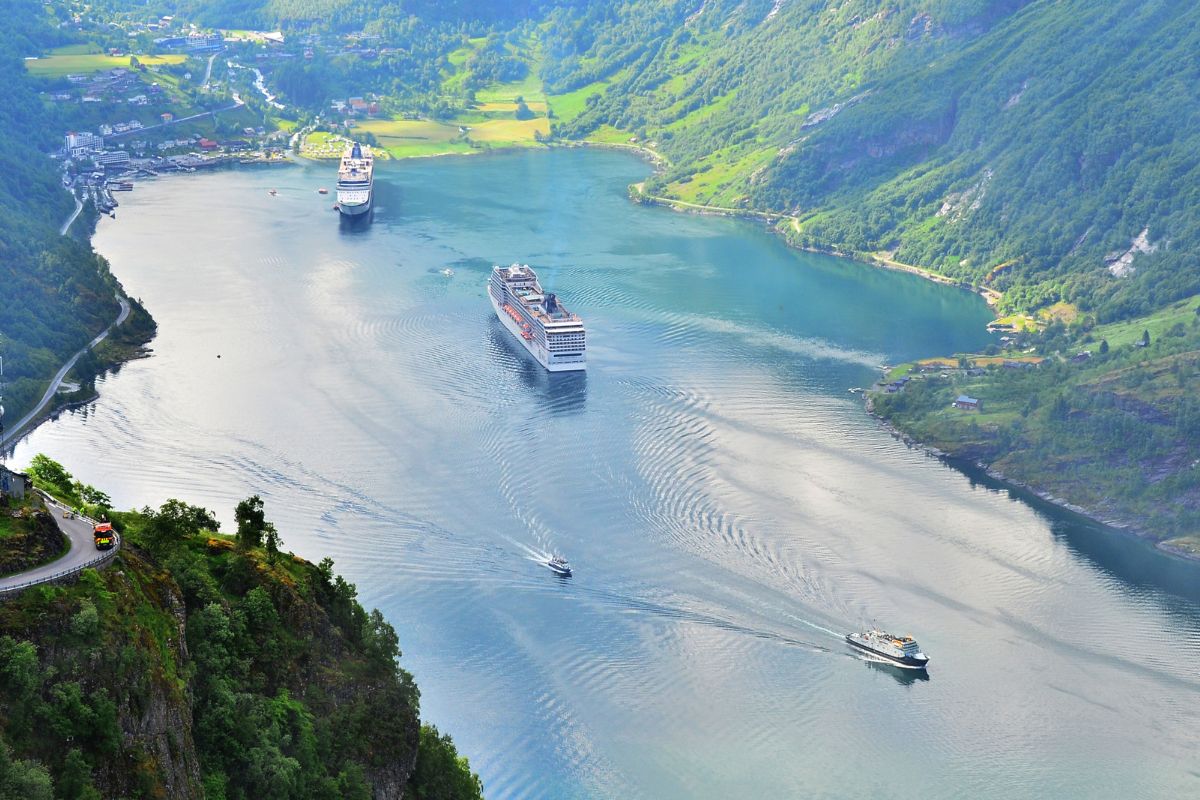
[65,131,103,158]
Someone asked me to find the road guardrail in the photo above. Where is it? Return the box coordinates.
[0,490,122,596]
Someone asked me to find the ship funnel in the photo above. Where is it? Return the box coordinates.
[545,293,558,313]
[351,142,362,159]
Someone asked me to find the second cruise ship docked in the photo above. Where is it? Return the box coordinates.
[488,264,586,371]
[336,141,373,217]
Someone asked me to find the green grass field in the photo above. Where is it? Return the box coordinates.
[343,113,548,159]
[473,71,545,106]
[665,145,773,206]
[546,79,609,124]
[311,122,471,159]
[477,100,547,114]
[665,90,737,132]
[467,118,548,144]
[1089,295,1200,348]
[583,124,633,145]
[26,51,187,77]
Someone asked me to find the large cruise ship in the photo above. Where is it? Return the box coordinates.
[488,264,586,372]
[336,141,373,216]
[846,629,930,670]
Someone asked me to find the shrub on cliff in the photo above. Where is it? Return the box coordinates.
[0,490,482,799]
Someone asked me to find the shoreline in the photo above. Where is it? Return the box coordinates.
[615,153,1198,565]
[0,296,132,455]
[628,181,1001,309]
[34,140,1195,567]
[863,396,1200,564]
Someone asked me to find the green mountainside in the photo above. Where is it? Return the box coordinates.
[0,458,483,800]
[530,0,1200,548]
[544,0,1200,322]
[0,0,149,432]
[870,302,1200,556]
[62,0,1200,326]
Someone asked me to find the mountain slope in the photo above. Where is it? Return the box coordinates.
[545,0,1200,321]
[0,0,140,432]
[0,467,484,799]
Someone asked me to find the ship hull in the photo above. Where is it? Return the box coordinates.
[846,636,930,669]
[337,193,372,216]
[489,289,586,372]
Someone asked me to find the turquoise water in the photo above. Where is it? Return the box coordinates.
[13,150,1200,798]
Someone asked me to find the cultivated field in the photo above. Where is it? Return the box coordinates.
[26,50,187,77]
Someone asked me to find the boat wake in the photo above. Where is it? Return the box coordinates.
[503,536,563,568]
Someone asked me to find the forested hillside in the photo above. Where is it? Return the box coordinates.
[163,0,583,30]
[0,0,133,431]
[871,299,1200,556]
[67,0,1200,325]
[0,460,483,799]
[544,0,1200,322]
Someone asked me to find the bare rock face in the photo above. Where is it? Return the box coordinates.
[110,671,204,799]
[1105,226,1157,277]
[367,740,419,800]
[94,559,204,799]
[0,536,424,799]
[121,581,203,799]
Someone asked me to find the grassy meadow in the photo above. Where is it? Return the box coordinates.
[26,46,186,77]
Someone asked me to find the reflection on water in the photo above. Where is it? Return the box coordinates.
[13,151,1200,800]
[861,656,932,686]
[956,459,1200,606]
[486,322,588,415]
[337,208,374,233]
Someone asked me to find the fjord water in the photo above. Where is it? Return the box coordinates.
[15,151,1200,798]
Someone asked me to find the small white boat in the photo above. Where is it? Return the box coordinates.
[547,556,572,577]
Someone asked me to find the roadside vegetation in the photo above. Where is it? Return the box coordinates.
[0,493,68,579]
[0,455,485,799]
[0,1,137,432]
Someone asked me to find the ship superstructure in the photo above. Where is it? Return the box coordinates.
[488,264,586,372]
[846,629,930,670]
[336,141,373,216]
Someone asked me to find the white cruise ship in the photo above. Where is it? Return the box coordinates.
[336,141,373,216]
[488,264,586,372]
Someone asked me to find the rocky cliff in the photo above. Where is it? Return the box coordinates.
[0,489,478,799]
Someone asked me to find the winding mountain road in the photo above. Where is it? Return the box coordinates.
[202,51,218,88]
[0,494,120,594]
[0,496,117,595]
[60,194,84,236]
[0,296,130,451]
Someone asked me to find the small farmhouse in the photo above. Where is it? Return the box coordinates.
[953,395,982,411]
